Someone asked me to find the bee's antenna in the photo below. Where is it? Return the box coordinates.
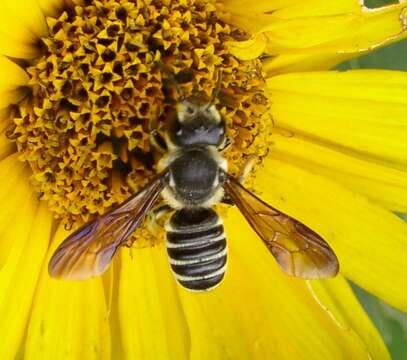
[154,60,186,100]
[206,69,223,109]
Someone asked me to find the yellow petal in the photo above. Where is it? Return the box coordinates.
[0,56,28,86]
[3,0,48,38]
[220,1,407,73]
[273,1,360,17]
[254,156,407,312]
[266,4,407,55]
[0,202,52,359]
[262,52,351,76]
[37,0,65,17]
[226,35,266,61]
[0,55,29,107]
[219,0,358,18]
[223,0,360,35]
[119,246,190,359]
[25,225,111,360]
[0,108,11,129]
[0,155,33,268]
[0,131,16,161]
[269,132,407,212]
[0,34,41,59]
[173,209,389,359]
[307,276,389,360]
[267,70,407,166]
[0,0,48,58]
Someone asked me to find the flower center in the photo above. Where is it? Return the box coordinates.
[7,0,270,241]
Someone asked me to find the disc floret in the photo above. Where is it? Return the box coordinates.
[8,0,270,234]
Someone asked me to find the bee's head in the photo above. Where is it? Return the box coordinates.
[177,96,221,124]
[168,96,225,147]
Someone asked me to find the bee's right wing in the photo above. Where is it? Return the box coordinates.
[224,174,339,279]
[48,172,169,280]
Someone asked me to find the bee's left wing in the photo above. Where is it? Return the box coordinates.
[224,174,339,279]
[48,172,169,280]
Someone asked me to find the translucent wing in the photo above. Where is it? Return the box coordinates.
[49,172,168,280]
[224,175,339,279]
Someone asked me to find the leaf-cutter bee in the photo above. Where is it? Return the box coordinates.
[49,81,339,291]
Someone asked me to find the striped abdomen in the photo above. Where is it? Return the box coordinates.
[166,208,227,291]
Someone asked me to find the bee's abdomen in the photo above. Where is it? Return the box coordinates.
[166,208,227,291]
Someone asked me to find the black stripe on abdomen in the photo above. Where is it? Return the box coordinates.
[166,209,227,291]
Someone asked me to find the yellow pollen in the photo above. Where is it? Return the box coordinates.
[7,0,271,245]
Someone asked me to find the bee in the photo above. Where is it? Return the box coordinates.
[48,79,339,291]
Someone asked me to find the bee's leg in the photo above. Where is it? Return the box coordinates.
[238,155,256,184]
[218,135,232,153]
[147,204,172,237]
[150,129,168,154]
[221,196,234,206]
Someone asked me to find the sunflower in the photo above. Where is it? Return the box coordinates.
[0,0,407,358]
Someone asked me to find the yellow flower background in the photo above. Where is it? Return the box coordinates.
[0,0,407,359]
